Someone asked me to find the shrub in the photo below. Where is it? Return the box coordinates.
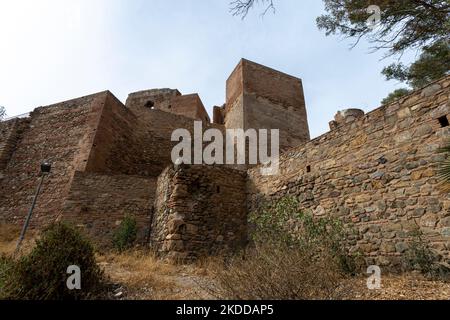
[2,223,107,300]
[402,231,450,281]
[209,242,344,300]
[249,196,363,274]
[113,215,138,252]
[209,196,362,300]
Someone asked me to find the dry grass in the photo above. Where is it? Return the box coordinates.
[97,251,174,299]
[343,273,450,300]
[98,250,214,300]
[0,223,21,242]
[205,244,346,300]
[0,240,17,257]
[0,223,36,257]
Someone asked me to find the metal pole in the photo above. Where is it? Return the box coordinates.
[14,173,47,256]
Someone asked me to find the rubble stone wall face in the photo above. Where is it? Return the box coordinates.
[158,94,211,123]
[82,92,166,177]
[0,118,29,172]
[125,88,181,111]
[151,165,248,260]
[63,172,156,247]
[225,59,310,151]
[84,92,216,178]
[247,77,450,268]
[0,92,107,227]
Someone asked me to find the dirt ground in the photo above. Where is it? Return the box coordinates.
[345,275,450,300]
[97,252,216,300]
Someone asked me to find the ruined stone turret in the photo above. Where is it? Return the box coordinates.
[126,88,210,124]
[329,108,365,130]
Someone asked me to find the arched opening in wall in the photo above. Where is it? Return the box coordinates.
[438,116,449,128]
[306,165,311,173]
[168,105,172,110]
[145,100,155,109]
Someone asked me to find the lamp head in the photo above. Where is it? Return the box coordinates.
[40,161,51,174]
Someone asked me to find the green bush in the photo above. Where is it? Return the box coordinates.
[249,196,364,274]
[2,223,106,300]
[402,231,450,280]
[113,215,138,252]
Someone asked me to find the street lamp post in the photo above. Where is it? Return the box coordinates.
[14,161,51,256]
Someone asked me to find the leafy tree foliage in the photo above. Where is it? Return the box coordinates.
[382,40,450,89]
[317,0,450,56]
[317,1,450,102]
[381,88,411,104]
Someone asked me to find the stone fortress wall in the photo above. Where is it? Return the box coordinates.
[248,78,450,267]
[151,165,247,260]
[0,58,449,265]
[0,93,105,227]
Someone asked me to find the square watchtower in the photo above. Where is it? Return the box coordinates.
[225,59,310,151]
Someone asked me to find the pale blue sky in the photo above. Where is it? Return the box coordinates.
[0,0,416,137]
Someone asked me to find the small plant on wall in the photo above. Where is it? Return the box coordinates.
[113,215,138,252]
[437,143,450,191]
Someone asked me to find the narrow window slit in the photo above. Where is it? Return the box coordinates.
[438,116,449,128]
